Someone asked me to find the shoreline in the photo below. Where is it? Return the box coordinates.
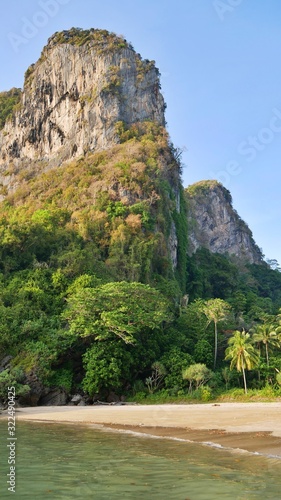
[103,424,281,457]
[2,402,281,457]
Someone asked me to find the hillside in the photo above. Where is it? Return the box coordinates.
[0,28,186,287]
[0,29,187,405]
[0,28,280,406]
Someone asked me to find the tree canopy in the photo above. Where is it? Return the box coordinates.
[63,281,171,344]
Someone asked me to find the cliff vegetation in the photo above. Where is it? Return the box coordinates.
[0,30,281,406]
[0,88,22,130]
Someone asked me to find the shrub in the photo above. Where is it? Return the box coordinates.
[0,368,30,403]
[199,385,213,401]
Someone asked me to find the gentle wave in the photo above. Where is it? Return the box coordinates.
[93,423,281,460]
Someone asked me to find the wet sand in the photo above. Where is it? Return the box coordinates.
[2,402,281,456]
[106,424,281,456]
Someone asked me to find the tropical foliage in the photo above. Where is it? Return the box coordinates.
[225,330,260,393]
[0,117,281,402]
[0,87,21,129]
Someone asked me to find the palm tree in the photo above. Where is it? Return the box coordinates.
[202,299,231,369]
[225,330,260,393]
[251,324,280,367]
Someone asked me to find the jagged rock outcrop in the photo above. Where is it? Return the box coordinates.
[0,28,182,273]
[0,28,165,180]
[186,180,263,264]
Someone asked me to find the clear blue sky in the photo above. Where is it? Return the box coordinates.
[1,0,281,263]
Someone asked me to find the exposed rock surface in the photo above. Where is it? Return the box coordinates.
[0,29,264,284]
[19,370,47,406]
[0,28,182,270]
[39,389,68,406]
[0,28,165,184]
[0,355,13,373]
[70,394,83,405]
[186,180,263,264]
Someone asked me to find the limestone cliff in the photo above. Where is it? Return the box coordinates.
[0,28,263,275]
[0,28,165,178]
[186,180,263,264]
[0,28,183,277]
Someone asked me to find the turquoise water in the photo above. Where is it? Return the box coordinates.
[0,420,281,499]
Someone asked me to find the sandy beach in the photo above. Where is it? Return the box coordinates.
[2,402,281,456]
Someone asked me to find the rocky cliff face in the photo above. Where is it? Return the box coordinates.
[0,29,263,273]
[0,28,182,273]
[0,28,165,177]
[186,180,263,264]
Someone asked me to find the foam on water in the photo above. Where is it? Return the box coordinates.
[92,423,281,460]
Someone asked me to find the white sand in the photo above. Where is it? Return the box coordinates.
[6,402,281,437]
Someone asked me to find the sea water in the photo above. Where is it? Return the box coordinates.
[0,420,281,499]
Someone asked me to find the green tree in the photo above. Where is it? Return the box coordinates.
[160,347,195,391]
[63,281,171,344]
[251,323,280,367]
[193,338,213,367]
[0,368,30,403]
[202,299,231,369]
[225,330,260,393]
[182,363,214,393]
[145,362,166,394]
[82,340,133,396]
[0,88,21,129]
